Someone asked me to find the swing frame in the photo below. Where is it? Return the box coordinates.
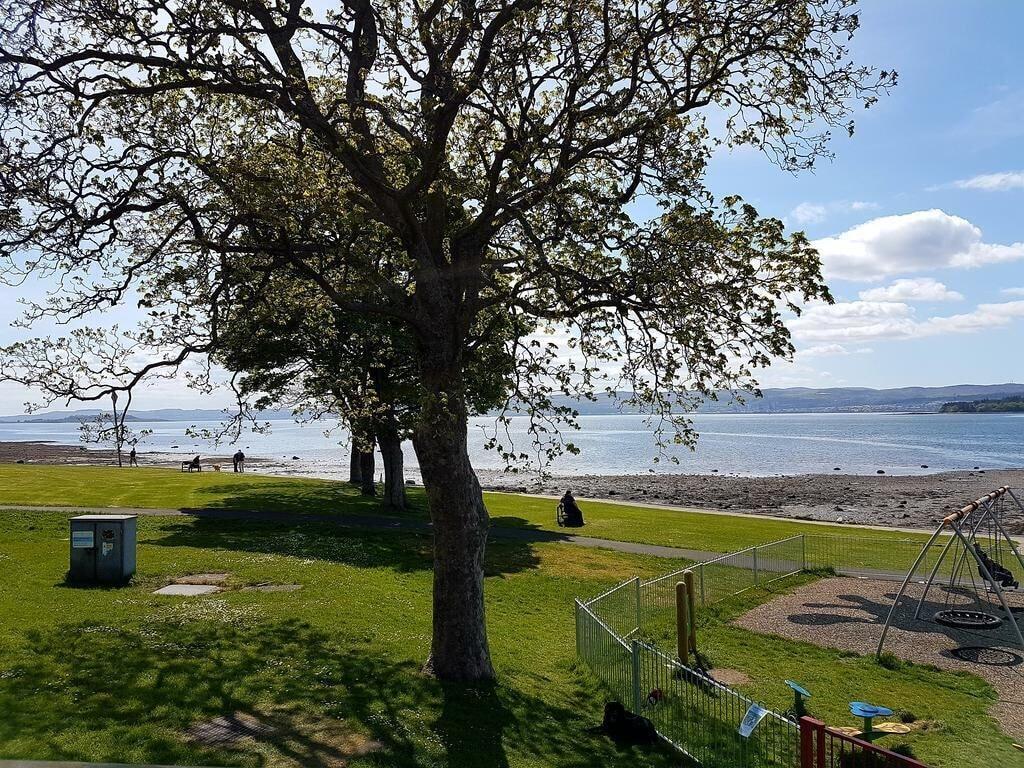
[877,486,1024,658]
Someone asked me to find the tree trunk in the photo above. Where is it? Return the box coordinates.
[359,449,376,496]
[349,442,362,485]
[413,385,494,682]
[376,411,407,510]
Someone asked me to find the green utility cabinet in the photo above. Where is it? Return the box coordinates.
[69,514,137,584]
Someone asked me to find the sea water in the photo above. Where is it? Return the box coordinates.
[1,412,1022,478]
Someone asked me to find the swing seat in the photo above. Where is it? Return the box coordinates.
[934,609,1003,630]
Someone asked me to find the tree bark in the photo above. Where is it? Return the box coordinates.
[359,448,376,496]
[349,442,362,485]
[413,382,494,681]
[376,414,406,510]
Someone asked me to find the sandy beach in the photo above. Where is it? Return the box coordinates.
[3,440,1022,532]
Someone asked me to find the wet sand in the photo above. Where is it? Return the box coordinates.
[0,441,266,470]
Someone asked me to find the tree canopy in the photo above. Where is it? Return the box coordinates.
[0,0,893,680]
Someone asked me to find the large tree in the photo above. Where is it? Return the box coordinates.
[0,0,892,680]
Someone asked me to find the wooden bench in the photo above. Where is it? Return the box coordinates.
[181,461,201,472]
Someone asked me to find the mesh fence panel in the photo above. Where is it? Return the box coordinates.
[576,532,954,767]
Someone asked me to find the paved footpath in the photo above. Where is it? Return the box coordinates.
[0,503,922,580]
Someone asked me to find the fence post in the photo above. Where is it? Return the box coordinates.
[799,716,823,768]
[753,547,760,587]
[675,581,689,665]
[699,565,705,606]
[801,534,808,572]
[630,639,642,714]
[634,576,642,634]
[574,599,582,659]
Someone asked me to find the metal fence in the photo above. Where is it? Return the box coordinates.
[577,532,943,767]
[800,717,930,768]
[578,536,810,767]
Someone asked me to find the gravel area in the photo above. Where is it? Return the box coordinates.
[479,468,1024,532]
[734,577,1024,738]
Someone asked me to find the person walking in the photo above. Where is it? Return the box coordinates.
[233,449,245,473]
[128,447,138,467]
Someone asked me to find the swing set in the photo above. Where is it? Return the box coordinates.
[878,486,1024,657]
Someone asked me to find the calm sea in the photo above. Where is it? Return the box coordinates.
[1,412,1022,478]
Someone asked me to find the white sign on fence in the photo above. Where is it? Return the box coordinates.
[738,703,769,738]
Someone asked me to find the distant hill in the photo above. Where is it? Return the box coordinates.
[0,407,296,424]
[4,384,1024,422]
[555,383,1024,415]
[939,395,1024,413]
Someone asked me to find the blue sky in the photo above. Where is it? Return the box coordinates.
[2,1,1023,413]
[709,0,1024,389]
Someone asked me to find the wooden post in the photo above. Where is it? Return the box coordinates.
[684,569,697,658]
[675,581,689,665]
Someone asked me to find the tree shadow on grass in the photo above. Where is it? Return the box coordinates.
[145,517,543,576]
[0,617,675,768]
[184,479,429,518]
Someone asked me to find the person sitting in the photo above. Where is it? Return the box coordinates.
[558,489,585,527]
[975,543,1018,589]
[189,455,201,472]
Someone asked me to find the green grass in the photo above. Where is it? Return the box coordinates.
[0,465,932,562]
[0,466,1018,767]
[0,509,681,768]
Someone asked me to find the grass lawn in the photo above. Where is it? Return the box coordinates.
[0,467,1017,767]
[0,508,681,768]
[0,465,932,561]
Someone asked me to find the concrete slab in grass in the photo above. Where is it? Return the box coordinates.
[153,584,223,596]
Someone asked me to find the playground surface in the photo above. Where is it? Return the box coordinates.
[734,576,1024,738]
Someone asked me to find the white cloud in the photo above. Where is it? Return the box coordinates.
[789,203,828,225]
[942,171,1024,192]
[813,209,1024,281]
[858,278,963,303]
[794,343,849,358]
[787,200,878,227]
[1001,287,1024,296]
[789,299,1024,343]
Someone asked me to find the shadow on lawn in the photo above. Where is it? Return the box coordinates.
[186,479,427,517]
[146,516,544,576]
[0,618,669,768]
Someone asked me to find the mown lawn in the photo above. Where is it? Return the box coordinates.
[0,509,681,768]
[0,469,1018,767]
[0,465,932,559]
